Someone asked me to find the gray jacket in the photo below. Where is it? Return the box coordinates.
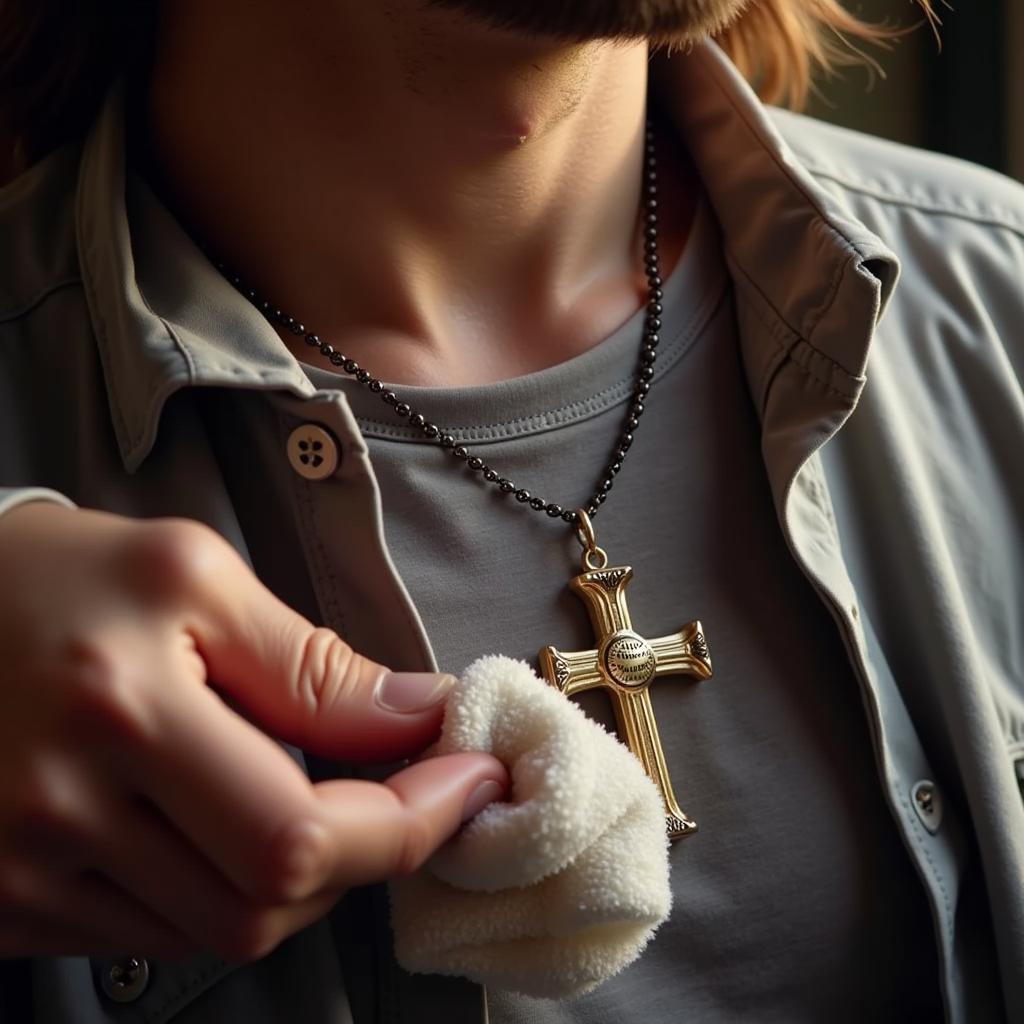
[1,40,1022,1024]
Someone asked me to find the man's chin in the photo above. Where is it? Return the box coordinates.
[425,0,752,43]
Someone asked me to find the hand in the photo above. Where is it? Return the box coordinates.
[0,503,507,962]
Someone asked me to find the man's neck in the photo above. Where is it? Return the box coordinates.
[132,0,697,386]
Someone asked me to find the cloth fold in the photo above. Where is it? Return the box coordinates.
[389,655,672,999]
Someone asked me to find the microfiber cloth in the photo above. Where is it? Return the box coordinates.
[389,654,672,999]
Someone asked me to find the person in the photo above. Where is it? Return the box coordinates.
[0,0,1021,1021]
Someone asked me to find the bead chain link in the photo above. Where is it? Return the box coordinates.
[213,118,663,527]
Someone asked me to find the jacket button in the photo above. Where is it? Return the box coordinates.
[911,780,943,834]
[99,956,150,1003]
[287,423,340,480]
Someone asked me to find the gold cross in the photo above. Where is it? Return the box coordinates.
[538,562,712,840]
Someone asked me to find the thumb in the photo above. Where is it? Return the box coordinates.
[187,550,456,762]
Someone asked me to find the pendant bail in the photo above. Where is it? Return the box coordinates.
[573,508,609,571]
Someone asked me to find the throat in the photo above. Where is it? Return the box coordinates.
[280,138,698,389]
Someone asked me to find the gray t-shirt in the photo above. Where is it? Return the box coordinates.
[302,199,942,1021]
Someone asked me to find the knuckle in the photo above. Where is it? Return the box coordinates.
[62,638,155,746]
[258,819,328,904]
[129,518,234,600]
[10,755,90,849]
[15,773,71,837]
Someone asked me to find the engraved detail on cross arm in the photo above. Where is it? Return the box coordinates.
[602,632,656,687]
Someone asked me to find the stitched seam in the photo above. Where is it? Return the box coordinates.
[128,254,280,393]
[734,280,799,355]
[790,343,861,400]
[803,251,852,343]
[801,168,1024,240]
[126,315,201,460]
[361,379,633,440]
[356,277,729,443]
[894,785,957,1024]
[328,392,444,670]
[307,477,349,639]
[0,277,83,323]
[192,365,302,378]
[896,786,954,941]
[125,277,197,459]
[734,293,793,417]
[726,256,862,393]
[131,278,198,378]
[698,52,893,371]
[358,292,714,437]
[736,281,858,401]
[74,173,194,463]
[290,455,350,641]
[144,959,232,1024]
[383,517,440,672]
[757,344,789,419]
[793,352,859,400]
[295,395,432,663]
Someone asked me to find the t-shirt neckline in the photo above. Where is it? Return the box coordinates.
[303,194,727,443]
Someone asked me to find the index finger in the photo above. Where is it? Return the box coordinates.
[134,673,505,905]
[136,675,325,903]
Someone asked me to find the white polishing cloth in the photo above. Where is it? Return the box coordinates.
[389,655,672,999]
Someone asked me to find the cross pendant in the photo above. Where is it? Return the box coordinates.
[538,553,712,841]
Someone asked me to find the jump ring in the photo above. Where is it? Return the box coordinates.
[574,507,597,552]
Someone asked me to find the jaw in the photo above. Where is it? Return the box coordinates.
[422,0,753,44]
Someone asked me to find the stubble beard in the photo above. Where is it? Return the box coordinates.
[424,0,752,43]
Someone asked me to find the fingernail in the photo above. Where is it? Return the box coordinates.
[461,779,505,823]
[375,672,457,714]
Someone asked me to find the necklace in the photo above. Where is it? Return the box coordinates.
[212,114,713,840]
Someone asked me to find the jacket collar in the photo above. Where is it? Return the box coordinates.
[656,43,900,381]
[74,39,899,474]
[74,83,316,474]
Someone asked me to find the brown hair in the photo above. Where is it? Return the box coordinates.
[0,1,938,171]
[714,0,939,108]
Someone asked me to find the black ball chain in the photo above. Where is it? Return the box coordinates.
[214,118,664,527]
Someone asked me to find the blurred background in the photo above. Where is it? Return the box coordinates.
[810,0,1022,181]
